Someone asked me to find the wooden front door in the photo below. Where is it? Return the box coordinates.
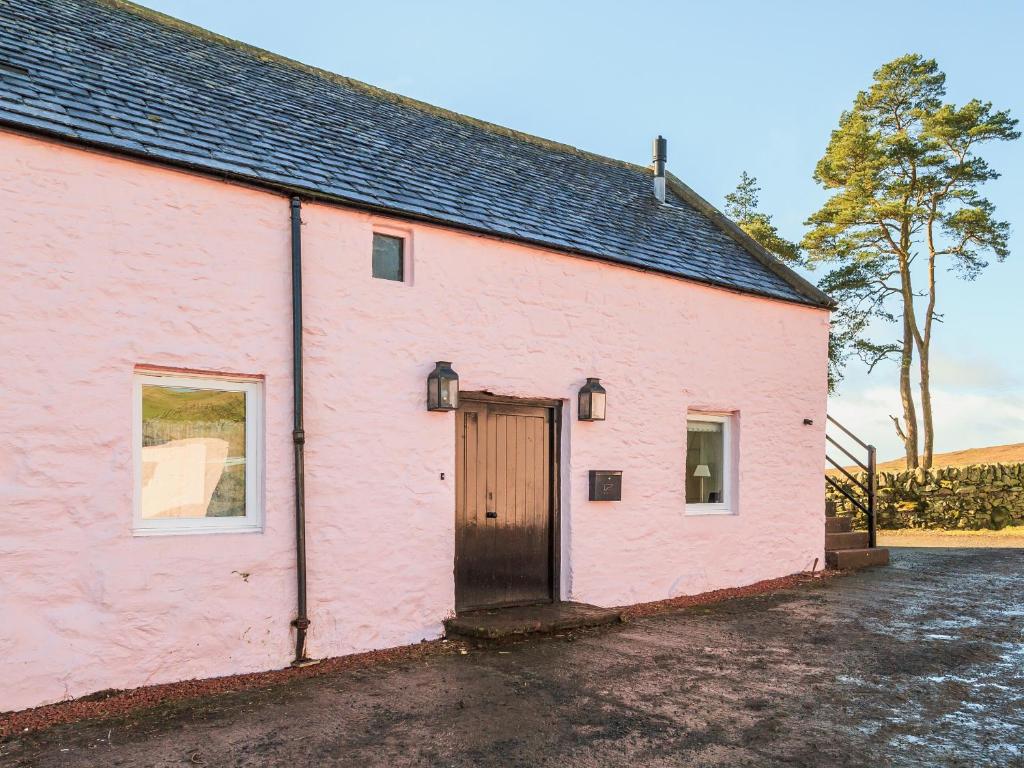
[455,396,556,611]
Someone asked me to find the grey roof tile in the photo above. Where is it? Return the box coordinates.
[0,0,826,307]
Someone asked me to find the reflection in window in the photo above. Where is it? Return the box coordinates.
[372,232,404,281]
[140,384,246,519]
[686,418,726,505]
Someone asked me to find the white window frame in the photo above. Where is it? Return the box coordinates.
[133,371,264,536]
[685,413,735,516]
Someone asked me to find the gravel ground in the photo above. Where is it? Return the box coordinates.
[879,529,1024,548]
[3,548,1022,767]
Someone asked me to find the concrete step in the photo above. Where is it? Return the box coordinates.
[445,601,623,640]
[826,547,890,571]
[826,531,869,550]
[826,516,853,533]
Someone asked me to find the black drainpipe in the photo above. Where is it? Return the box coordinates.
[289,196,311,665]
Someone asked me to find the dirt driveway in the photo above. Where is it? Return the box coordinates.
[4,548,1022,767]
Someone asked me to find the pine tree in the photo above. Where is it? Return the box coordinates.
[804,54,1018,468]
[725,172,802,266]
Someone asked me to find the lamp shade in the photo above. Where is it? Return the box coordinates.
[693,464,711,478]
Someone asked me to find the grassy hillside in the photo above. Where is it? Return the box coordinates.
[141,384,246,456]
[833,443,1024,475]
[141,385,245,422]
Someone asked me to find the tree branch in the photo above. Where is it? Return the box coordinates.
[890,415,908,441]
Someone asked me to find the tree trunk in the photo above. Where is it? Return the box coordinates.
[898,316,920,470]
[895,229,920,471]
[918,220,938,470]
[919,346,933,469]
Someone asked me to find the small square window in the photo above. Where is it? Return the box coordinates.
[372,232,404,281]
[133,372,263,535]
[686,415,734,514]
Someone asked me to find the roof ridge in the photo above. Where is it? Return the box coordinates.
[95,0,650,176]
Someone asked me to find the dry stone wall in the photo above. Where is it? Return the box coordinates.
[826,463,1024,530]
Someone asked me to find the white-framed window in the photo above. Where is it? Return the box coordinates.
[685,414,735,515]
[133,371,263,535]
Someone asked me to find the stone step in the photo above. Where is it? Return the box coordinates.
[444,601,623,640]
[826,531,869,550]
[825,516,853,533]
[826,547,890,571]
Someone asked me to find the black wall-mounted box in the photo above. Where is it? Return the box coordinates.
[589,470,622,501]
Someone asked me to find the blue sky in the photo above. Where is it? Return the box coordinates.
[138,0,1024,461]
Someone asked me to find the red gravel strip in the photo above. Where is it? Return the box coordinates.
[2,569,834,738]
[619,570,837,620]
[0,638,469,740]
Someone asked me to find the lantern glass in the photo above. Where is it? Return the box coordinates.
[427,361,459,411]
[428,377,439,407]
[578,377,607,421]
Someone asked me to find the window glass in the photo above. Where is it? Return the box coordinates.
[686,420,725,504]
[140,384,247,520]
[372,233,404,281]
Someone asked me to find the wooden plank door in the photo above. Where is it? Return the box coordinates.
[455,398,553,611]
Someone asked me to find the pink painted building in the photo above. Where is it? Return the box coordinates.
[0,0,833,712]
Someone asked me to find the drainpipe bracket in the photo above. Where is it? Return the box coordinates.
[291,617,311,630]
[292,428,306,445]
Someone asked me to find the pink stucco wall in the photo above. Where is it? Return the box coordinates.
[0,130,830,712]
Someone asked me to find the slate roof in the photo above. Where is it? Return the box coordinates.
[0,0,830,308]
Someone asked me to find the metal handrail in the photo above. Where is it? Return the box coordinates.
[825,475,869,516]
[826,455,869,493]
[825,417,877,548]
[827,414,870,451]
[826,434,868,473]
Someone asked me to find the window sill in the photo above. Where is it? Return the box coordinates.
[684,507,736,517]
[132,523,263,537]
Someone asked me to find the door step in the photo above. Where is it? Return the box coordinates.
[826,547,890,570]
[445,601,623,640]
[826,516,853,533]
[826,531,869,550]
[824,514,889,570]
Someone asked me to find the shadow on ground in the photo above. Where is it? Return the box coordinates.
[3,549,1022,767]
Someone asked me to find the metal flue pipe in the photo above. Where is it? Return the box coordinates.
[652,135,667,203]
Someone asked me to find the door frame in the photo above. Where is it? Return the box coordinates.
[457,391,563,607]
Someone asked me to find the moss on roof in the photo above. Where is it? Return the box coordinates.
[98,0,648,176]
[1,0,832,308]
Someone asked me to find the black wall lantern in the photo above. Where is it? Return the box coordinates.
[577,377,607,421]
[427,361,459,411]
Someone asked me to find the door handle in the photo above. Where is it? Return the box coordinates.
[486,510,497,519]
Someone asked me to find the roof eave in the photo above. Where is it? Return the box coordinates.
[664,172,837,311]
[1,120,831,311]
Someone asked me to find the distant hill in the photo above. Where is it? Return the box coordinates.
[833,443,1024,475]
